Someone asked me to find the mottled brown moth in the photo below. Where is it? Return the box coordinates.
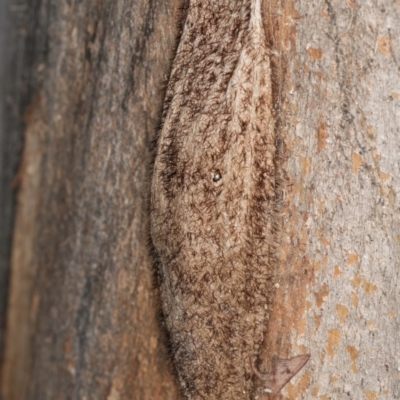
[150,0,309,398]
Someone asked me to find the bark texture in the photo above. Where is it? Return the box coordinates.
[260,0,400,398]
[0,0,28,370]
[2,0,399,399]
[1,0,182,399]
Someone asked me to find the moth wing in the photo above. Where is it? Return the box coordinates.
[270,354,310,395]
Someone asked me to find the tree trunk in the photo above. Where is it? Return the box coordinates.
[1,0,182,399]
[0,0,28,373]
[260,0,400,398]
[2,0,399,399]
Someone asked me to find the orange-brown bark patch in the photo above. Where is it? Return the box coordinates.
[333,265,341,278]
[335,304,349,323]
[350,275,362,288]
[378,37,390,55]
[346,253,358,265]
[314,283,329,308]
[346,345,358,373]
[284,370,312,399]
[316,121,328,152]
[351,292,359,307]
[364,390,377,400]
[325,329,341,359]
[352,153,362,174]
[307,47,323,60]
[363,280,378,295]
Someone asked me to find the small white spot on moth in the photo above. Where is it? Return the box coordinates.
[275,283,280,288]
[264,388,272,393]
[212,169,222,182]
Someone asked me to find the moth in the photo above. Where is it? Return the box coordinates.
[150,0,309,398]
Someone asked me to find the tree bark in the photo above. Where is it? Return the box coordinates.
[260,0,400,398]
[1,0,182,399]
[2,0,399,399]
[0,0,29,373]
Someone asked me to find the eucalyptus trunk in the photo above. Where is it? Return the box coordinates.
[1,0,399,399]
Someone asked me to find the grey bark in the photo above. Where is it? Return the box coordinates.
[261,0,400,398]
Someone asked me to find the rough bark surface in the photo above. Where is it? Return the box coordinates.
[2,0,399,399]
[1,0,182,399]
[0,0,28,371]
[260,0,400,398]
